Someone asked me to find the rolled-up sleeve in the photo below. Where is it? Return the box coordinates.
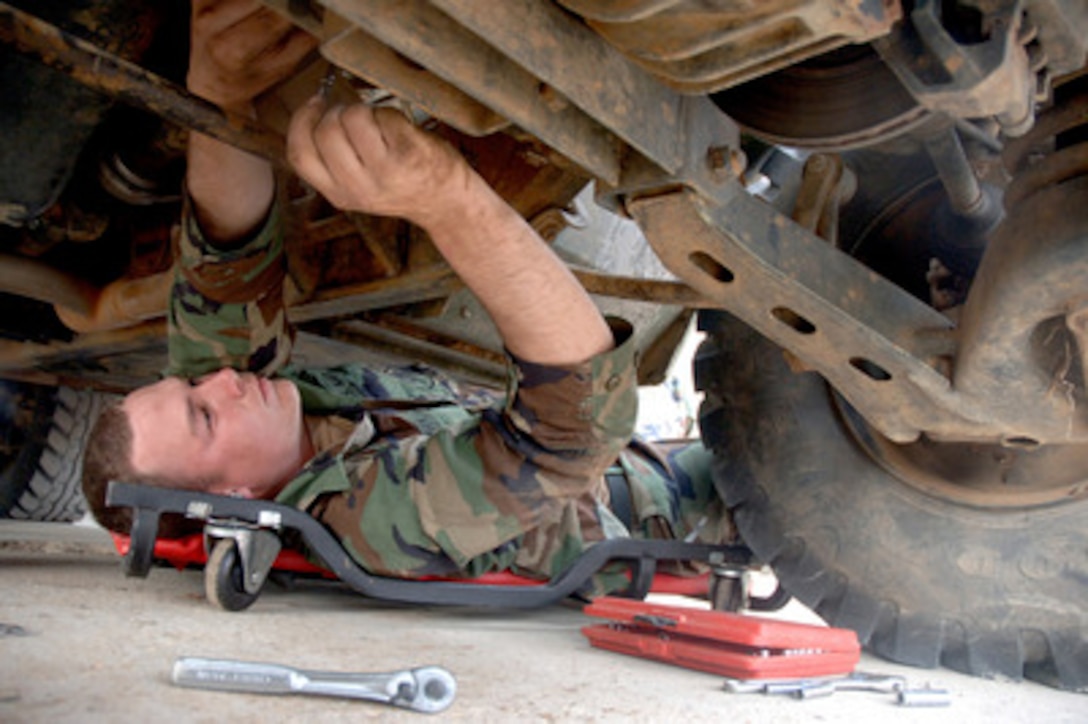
[410,317,639,567]
[499,317,638,492]
[165,197,292,379]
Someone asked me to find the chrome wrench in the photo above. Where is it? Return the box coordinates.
[172,657,456,714]
[723,671,906,697]
[723,671,949,706]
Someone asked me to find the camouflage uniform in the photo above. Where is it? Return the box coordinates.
[169,199,723,595]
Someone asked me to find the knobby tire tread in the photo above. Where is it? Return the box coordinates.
[8,387,113,522]
[694,311,1088,691]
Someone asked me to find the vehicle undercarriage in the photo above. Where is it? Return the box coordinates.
[1,0,1086,689]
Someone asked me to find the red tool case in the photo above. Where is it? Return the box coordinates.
[583,596,860,679]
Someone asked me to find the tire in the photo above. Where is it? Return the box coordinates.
[205,538,261,612]
[1,385,112,522]
[695,311,1088,691]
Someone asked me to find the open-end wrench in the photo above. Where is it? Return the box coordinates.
[794,671,907,698]
[723,672,949,706]
[172,657,456,714]
[723,671,906,697]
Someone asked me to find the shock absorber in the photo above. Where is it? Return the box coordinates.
[922,120,1005,282]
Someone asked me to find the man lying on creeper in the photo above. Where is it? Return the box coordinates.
[81,0,728,597]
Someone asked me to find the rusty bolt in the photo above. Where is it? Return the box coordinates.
[706,146,728,170]
[706,146,745,182]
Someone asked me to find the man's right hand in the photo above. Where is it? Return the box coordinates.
[285,98,614,365]
[286,100,478,232]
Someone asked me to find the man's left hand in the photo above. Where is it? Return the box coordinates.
[189,0,318,114]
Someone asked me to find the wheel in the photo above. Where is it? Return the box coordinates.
[1,384,111,521]
[205,538,261,612]
[695,311,1088,690]
[708,572,746,613]
[708,568,791,613]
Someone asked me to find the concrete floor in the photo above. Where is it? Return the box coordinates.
[1,522,1084,723]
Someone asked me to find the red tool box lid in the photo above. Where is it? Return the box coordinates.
[582,597,860,679]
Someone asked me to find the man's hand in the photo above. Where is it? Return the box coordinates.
[186,0,317,244]
[287,100,476,231]
[286,99,613,365]
[188,0,317,114]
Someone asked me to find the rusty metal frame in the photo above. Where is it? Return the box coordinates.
[558,0,902,94]
[320,22,511,137]
[0,2,285,162]
[404,0,1088,446]
[0,0,738,388]
[430,0,688,173]
[3,0,1087,450]
[320,0,738,194]
[321,0,626,184]
[626,74,1088,446]
[632,185,973,444]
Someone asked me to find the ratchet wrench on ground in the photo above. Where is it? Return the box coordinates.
[172,656,456,714]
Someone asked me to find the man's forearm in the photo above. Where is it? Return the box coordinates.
[184,0,315,245]
[169,132,292,379]
[421,180,613,365]
[286,101,613,366]
[186,131,275,245]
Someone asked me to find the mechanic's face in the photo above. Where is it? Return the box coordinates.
[124,369,308,499]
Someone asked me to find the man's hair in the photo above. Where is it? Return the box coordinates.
[82,402,204,538]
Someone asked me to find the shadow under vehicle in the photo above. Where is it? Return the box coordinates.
[1,0,1086,691]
